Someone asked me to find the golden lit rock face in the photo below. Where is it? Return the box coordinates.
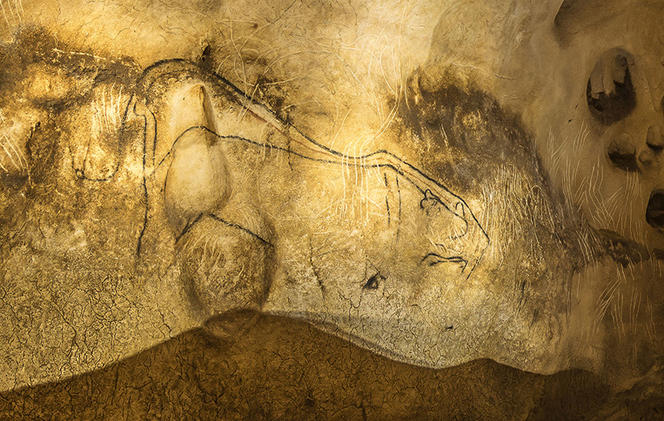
[0,0,664,418]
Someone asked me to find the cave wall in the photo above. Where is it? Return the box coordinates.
[0,0,663,419]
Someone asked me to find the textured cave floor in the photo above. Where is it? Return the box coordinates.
[0,313,661,421]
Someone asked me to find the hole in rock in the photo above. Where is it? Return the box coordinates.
[586,50,636,125]
[646,190,664,229]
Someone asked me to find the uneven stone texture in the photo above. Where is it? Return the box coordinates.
[0,0,663,419]
[0,314,619,420]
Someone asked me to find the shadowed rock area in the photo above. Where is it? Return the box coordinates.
[0,313,627,420]
[1,0,664,418]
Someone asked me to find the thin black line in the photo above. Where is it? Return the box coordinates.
[286,136,293,171]
[308,237,326,296]
[421,253,468,272]
[131,58,490,278]
[156,125,476,235]
[207,213,273,247]
[289,122,489,239]
[383,173,390,226]
[396,175,402,241]
[175,213,204,243]
[136,113,149,257]
[68,146,121,182]
[159,126,484,258]
[149,108,158,168]
[135,59,488,243]
[420,189,455,217]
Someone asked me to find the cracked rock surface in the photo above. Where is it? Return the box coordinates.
[0,0,663,419]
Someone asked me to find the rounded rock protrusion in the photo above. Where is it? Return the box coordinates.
[162,84,231,235]
[638,149,655,167]
[646,125,664,151]
[607,134,638,172]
